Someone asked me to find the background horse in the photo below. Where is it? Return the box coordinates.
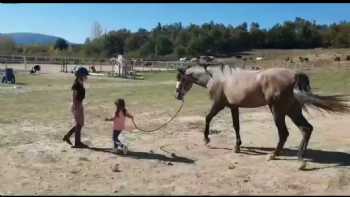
[175,65,350,162]
[30,65,41,74]
[2,68,16,84]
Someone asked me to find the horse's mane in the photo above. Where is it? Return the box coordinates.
[188,64,241,78]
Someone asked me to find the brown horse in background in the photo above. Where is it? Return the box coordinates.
[175,65,350,162]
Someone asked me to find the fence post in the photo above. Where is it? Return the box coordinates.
[24,56,27,72]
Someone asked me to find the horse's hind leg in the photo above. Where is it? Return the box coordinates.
[230,107,241,153]
[287,104,313,160]
[268,104,289,160]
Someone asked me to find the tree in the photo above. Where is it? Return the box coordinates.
[155,36,173,56]
[104,31,125,57]
[139,40,155,57]
[175,45,187,58]
[175,31,191,47]
[125,34,147,52]
[0,37,16,54]
[84,38,90,44]
[91,21,103,40]
[54,38,69,50]
[250,22,266,48]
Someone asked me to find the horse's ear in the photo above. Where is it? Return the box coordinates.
[178,66,186,74]
[178,64,192,74]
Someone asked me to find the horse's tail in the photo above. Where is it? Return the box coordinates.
[293,72,350,113]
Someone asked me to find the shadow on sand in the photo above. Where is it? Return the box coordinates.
[207,145,350,170]
[87,147,196,164]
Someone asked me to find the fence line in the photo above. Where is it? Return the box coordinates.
[0,54,194,73]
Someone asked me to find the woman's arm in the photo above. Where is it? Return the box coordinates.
[72,90,79,106]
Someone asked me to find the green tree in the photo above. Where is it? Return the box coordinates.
[54,38,69,50]
[0,37,16,54]
[155,36,173,56]
[175,45,187,58]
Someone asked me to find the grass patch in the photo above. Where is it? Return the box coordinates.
[309,69,350,94]
[0,69,348,124]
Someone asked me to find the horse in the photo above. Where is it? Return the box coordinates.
[2,68,16,84]
[30,65,41,74]
[175,65,350,162]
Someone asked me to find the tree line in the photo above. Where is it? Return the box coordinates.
[1,17,350,60]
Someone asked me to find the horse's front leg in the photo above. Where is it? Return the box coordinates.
[230,107,241,153]
[204,102,225,144]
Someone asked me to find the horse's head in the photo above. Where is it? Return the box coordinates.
[175,66,195,101]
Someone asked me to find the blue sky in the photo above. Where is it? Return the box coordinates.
[1,3,350,44]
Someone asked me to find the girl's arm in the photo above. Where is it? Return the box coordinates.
[105,113,115,121]
[126,110,134,119]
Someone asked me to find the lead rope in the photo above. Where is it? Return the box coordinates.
[131,100,184,133]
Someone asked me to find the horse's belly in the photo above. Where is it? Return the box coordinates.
[239,98,267,108]
[226,87,267,107]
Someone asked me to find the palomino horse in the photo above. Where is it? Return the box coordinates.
[175,65,350,161]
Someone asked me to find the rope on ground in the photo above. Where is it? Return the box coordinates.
[160,144,175,155]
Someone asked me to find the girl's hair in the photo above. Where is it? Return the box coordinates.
[115,98,126,117]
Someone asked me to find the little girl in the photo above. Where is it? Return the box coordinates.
[105,98,134,152]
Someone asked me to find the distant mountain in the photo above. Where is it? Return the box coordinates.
[0,32,74,46]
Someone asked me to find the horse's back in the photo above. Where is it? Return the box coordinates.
[223,70,266,107]
[222,68,297,107]
[258,68,296,87]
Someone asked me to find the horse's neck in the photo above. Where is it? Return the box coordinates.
[197,67,243,88]
[194,73,212,88]
[192,67,226,88]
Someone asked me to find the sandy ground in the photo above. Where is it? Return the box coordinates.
[1,93,350,195]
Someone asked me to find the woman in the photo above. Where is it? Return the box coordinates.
[63,67,89,148]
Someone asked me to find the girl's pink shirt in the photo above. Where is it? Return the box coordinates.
[113,111,126,130]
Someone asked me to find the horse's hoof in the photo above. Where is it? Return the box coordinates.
[266,154,276,161]
[298,160,307,170]
[204,138,210,145]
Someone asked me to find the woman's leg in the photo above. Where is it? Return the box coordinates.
[72,105,88,148]
[74,124,82,145]
[63,126,75,145]
[71,124,88,148]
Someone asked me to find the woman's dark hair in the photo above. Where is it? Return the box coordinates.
[115,98,126,117]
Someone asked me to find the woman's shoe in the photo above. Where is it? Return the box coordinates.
[63,136,72,145]
[72,142,89,148]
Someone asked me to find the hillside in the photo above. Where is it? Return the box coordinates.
[0,32,70,46]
